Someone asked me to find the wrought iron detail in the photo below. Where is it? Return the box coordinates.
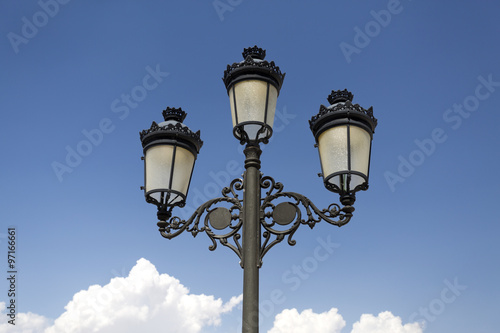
[309,100,377,130]
[242,45,266,60]
[259,176,352,266]
[327,89,354,105]
[324,179,368,194]
[162,107,187,122]
[157,178,244,262]
[139,121,203,148]
[233,123,272,145]
[155,174,353,268]
[146,190,186,212]
[222,46,285,92]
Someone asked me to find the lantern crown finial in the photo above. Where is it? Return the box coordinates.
[327,89,354,105]
[242,46,266,60]
[162,107,187,123]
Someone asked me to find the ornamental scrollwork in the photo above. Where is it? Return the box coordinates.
[157,178,244,261]
[259,175,352,266]
[156,174,354,267]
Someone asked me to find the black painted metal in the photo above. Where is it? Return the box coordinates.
[154,173,354,265]
[241,144,261,333]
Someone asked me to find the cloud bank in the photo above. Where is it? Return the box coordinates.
[268,308,423,333]
[0,259,422,333]
[0,258,241,333]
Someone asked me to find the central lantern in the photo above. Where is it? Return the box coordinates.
[222,46,285,144]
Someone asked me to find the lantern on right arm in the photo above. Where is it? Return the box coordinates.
[309,89,377,207]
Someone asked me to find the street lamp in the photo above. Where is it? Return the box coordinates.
[310,89,377,207]
[139,46,377,333]
[222,45,285,144]
[140,107,203,221]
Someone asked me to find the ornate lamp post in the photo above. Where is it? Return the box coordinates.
[139,46,377,333]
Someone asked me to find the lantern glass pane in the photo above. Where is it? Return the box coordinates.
[171,146,195,195]
[229,80,278,140]
[145,144,195,204]
[145,145,174,194]
[349,125,371,187]
[318,125,348,181]
[317,124,372,191]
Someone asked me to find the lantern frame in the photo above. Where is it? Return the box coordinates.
[140,107,203,220]
[222,46,285,144]
[310,90,377,204]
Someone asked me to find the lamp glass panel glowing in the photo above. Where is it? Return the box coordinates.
[318,124,371,192]
[228,79,278,140]
[145,144,195,205]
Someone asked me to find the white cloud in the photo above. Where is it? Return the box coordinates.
[351,311,423,333]
[0,258,241,333]
[268,308,346,333]
[0,302,52,333]
[267,309,423,333]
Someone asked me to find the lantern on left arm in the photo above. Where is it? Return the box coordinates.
[140,107,203,221]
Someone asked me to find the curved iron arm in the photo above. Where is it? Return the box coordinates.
[157,178,245,261]
[258,176,353,266]
[154,175,354,267]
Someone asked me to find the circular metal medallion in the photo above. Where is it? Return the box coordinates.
[272,202,296,225]
[208,207,232,230]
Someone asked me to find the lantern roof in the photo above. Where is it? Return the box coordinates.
[309,89,378,136]
[140,107,203,153]
[222,45,286,94]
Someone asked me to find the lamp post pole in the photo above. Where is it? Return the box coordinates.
[139,46,377,332]
[241,144,262,332]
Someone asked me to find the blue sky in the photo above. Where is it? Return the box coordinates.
[1,0,500,332]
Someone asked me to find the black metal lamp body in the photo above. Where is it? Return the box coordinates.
[310,89,377,205]
[223,46,285,144]
[140,107,203,221]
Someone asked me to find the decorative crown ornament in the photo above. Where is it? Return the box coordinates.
[327,89,354,105]
[162,107,187,122]
[242,45,266,60]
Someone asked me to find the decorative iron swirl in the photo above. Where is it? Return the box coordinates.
[325,181,368,194]
[233,123,272,145]
[259,175,352,266]
[158,178,244,260]
[156,174,353,267]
